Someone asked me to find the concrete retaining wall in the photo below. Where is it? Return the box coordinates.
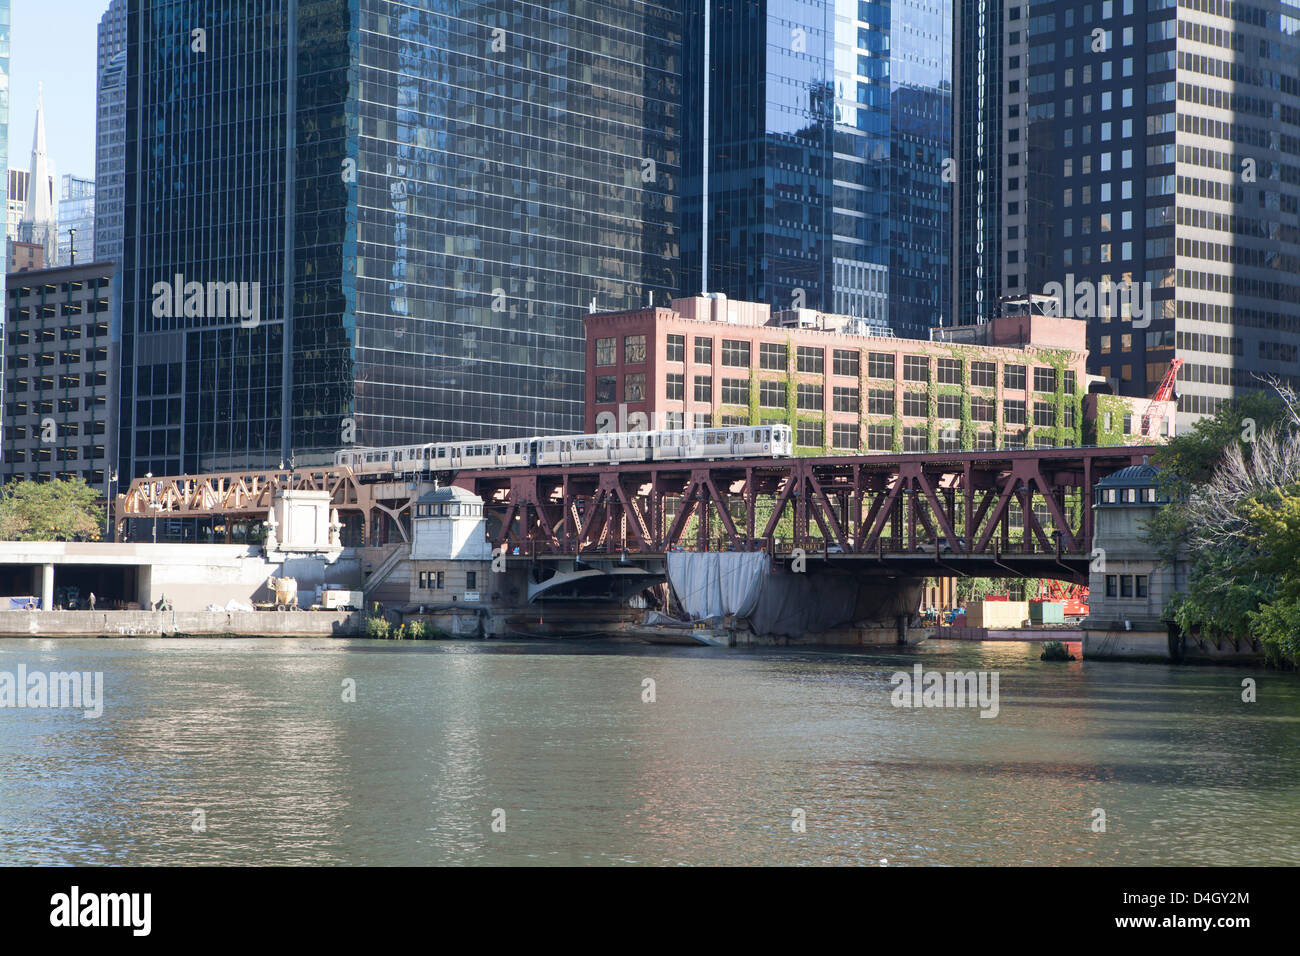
[0,609,361,638]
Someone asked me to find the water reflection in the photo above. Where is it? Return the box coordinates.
[0,638,1295,865]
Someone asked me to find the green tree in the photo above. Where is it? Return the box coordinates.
[1152,391,1283,489]
[0,478,104,541]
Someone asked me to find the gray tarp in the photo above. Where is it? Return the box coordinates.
[666,552,768,620]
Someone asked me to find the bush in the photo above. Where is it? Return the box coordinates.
[404,619,430,640]
[363,615,390,639]
[1040,641,1075,662]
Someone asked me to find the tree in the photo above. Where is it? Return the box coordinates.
[0,478,104,542]
[1147,383,1300,667]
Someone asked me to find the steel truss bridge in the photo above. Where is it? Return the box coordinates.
[119,446,1154,583]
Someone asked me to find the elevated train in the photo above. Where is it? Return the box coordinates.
[335,424,794,478]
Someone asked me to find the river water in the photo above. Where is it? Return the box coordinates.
[0,637,1296,866]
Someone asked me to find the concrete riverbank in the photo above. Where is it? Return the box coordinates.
[0,609,362,638]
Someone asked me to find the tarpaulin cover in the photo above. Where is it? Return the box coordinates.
[666,552,768,620]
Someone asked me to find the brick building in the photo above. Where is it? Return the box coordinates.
[584,294,1133,454]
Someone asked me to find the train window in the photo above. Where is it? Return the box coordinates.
[764,429,771,441]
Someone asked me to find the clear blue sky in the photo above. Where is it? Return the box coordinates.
[9,0,104,180]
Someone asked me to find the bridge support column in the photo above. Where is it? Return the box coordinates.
[40,563,54,611]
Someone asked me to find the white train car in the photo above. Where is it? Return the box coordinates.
[335,424,794,478]
[651,425,790,461]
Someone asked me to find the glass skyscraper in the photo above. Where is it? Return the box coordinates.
[120,1,681,480]
[682,0,952,339]
[57,175,96,265]
[0,0,8,451]
[94,0,126,266]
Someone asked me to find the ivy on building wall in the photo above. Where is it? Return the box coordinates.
[1089,393,1132,446]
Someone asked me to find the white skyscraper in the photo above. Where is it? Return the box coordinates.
[18,85,57,265]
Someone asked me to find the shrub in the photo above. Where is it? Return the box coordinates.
[364,615,390,639]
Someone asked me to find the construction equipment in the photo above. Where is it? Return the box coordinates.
[1139,358,1183,439]
[1035,580,1089,617]
[266,576,299,611]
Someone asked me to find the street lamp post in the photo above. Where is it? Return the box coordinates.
[105,469,118,541]
[146,471,158,543]
[68,228,77,265]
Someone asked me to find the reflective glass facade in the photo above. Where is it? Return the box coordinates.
[0,0,7,451]
[121,1,680,480]
[683,0,952,339]
[94,0,127,266]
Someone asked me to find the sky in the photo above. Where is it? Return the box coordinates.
[8,0,105,182]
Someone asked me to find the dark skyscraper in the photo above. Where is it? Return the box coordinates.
[120,1,681,480]
[959,0,1300,430]
[683,0,952,339]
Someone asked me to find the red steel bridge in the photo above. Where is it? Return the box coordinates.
[453,445,1155,582]
[119,446,1155,582]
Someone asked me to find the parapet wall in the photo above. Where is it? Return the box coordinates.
[0,609,361,638]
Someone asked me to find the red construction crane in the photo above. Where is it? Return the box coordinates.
[1034,580,1090,615]
[1139,358,1183,439]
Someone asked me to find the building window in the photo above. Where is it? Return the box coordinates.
[833,349,859,377]
[797,383,823,411]
[902,427,928,452]
[760,380,786,408]
[466,571,477,591]
[971,396,995,422]
[1004,364,1026,390]
[694,413,711,429]
[722,339,750,367]
[666,373,684,401]
[903,355,929,382]
[666,334,685,363]
[760,342,787,371]
[1120,575,1133,598]
[832,423,859,450]
[796,346,824,374]
[1034,402,1055,426]
[595,376,616,404]
[832,387,859,413]
[971,361,996,388]
[937,358,962,384]
[1004,432,1025,450]
[693,375,713,403]
[868,352,895,379]
[1005,400,1027,425]
[975,432,995,451]
[1064,370,1077,393]
[903,392,928,418]
[867,388,894,415]
[867,424,893,451]
[624,334,646,365]
[625,373,646,402]
[665,411,684,430]
[596,338,616,366]
[935,393,959,419]
[694,337,713,364]
[721,378,748,405]
[1033,366,1057,393]
[1135,575,1148,598]
[796,421,822,447]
